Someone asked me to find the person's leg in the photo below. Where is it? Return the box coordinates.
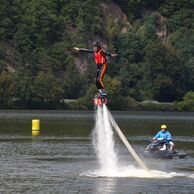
[98,63,107,90]
[169,141,174,152]
[96,66,101,89]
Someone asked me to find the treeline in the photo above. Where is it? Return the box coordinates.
[0,0,194,110]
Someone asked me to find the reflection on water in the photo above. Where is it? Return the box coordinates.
[94,178,117,194]
[0,111,194,193]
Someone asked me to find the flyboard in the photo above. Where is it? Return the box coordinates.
[93,90,149,171]
[93,90,108,107]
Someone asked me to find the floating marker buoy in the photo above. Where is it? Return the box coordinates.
[32,119,40,136]
[32,130,40,136]
[32,119,40,130]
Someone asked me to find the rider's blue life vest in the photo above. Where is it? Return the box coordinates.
[154,131,173,143]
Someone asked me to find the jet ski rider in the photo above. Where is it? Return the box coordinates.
[152,124,174,153]
[73,41,117,95]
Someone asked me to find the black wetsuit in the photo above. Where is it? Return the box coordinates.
[78,48,112,90]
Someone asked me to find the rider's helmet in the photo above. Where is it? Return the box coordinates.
[93,41,101,49]
[161,124,167,129]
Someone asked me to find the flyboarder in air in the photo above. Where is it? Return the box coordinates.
[73,41,117,98]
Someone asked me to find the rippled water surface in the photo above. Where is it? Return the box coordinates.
[0,110,194,193]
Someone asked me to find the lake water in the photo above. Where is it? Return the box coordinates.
[0,110,194,193]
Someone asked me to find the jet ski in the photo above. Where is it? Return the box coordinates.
[93,90,107,108]
[144,140,186,159]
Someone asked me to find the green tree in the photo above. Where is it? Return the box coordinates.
[1,0,194,110]
[104,76,127,109]
[167,9,194,32]
[62,59,85,99]
[118,62,145,100]
[138,15,158,42]
[0,72,15,107]
[159,0,194,17]
[14,67,35,104]
[144,42,186,102]
[115,32,145,99]
[34,71,63,102]
[176,91,194,111]
[13,0,65,59]
[0,0,21,40]
[170,28,194,91]
[113,0,163,20]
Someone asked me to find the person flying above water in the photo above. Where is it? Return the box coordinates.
[153,124,175,152]
[73,41,117,95]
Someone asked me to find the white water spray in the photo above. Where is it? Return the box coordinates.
[107,108,149,171]
[88,105,189,178]
[92,105,118,174]
[89,104,168,178]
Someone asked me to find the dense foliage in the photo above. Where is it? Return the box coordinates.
[0,0,194,110]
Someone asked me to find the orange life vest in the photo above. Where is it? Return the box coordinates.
[94,49,106,64]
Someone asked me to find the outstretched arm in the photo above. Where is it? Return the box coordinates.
[101,49,117,57]
[153,131,160,140]
[167,132,172,141]
[73,47,93,53]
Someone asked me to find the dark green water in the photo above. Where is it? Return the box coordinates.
[0,110,193,193]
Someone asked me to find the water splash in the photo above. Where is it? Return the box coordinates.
[92,105,118,175]
[189,174,194,179]
[82,166,190,179]
[89,105,192,179]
